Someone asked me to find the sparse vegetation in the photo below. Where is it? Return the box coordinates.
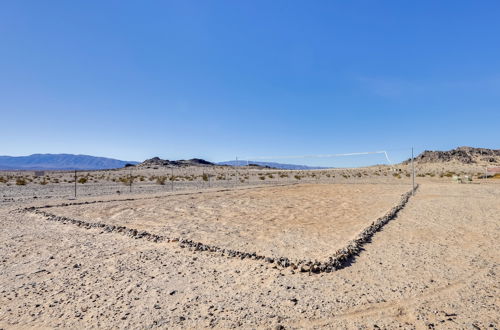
[16,178,27,185]
[156,176,167,185]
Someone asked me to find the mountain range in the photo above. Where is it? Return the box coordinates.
[217,160,328,170]
[2,147,497,171]
[0,154,138,170]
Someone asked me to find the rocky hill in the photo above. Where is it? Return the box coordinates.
[138,157,214,168]
[403,147,500,165]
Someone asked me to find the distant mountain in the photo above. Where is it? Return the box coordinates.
[138,157,214,167]
[218,160,329,170]
[402,146,500,165]
[0,154,139,170]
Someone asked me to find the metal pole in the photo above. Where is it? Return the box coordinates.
[171,167,174,192]
[129,169,132,193]
[411,147,415,194]
[74,170,77,198]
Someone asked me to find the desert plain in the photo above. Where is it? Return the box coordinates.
[0,165,499,329]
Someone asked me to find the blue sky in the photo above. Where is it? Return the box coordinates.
[1,1,499,166]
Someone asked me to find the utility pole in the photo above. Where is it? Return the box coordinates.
[411,147,415,194]
[74,170,77,198]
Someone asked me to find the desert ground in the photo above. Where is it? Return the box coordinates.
[0,167,499,329]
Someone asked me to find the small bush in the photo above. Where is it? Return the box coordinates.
[156,176,167,185]
[78,178,88,184]
[294,175,301,180]
[202,173,209,181]
[16,178,27,185]
[259,176,265,180]
[119,176,133,185]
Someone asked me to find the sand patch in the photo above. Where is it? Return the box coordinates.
[47,183,410,260]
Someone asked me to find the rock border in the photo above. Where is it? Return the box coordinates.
[20,184,418,274]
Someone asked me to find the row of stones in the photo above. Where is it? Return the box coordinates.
[23,185,418,274]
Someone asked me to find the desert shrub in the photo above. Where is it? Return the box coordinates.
[342,174,349,179]
[294,175,301,180]
[78,177,88,184]
[119,176,133,185]
[202,173,209,181]
[156,176,167,185]
[259,176,265,180]
[40,179,48,185]
[405,173,411,177]
[443,171,456,178]
[268,174,274,178]
[0,176,6,183]
[279,173,288,178]
[16,178,27,185]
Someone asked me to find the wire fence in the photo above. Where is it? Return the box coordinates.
[0,164,419,203]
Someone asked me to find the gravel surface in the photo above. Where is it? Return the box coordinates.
[0,180,498,328]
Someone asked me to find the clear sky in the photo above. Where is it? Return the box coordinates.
[1,1,499,166]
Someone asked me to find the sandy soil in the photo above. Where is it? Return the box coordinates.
[0,181,499,329]
[46,184,409,261]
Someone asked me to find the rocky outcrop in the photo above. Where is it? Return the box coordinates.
[403,147,500,165]
[139,157,214,168]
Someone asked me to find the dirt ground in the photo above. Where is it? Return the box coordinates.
[0,180,498,329]
[46,184,409,261]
